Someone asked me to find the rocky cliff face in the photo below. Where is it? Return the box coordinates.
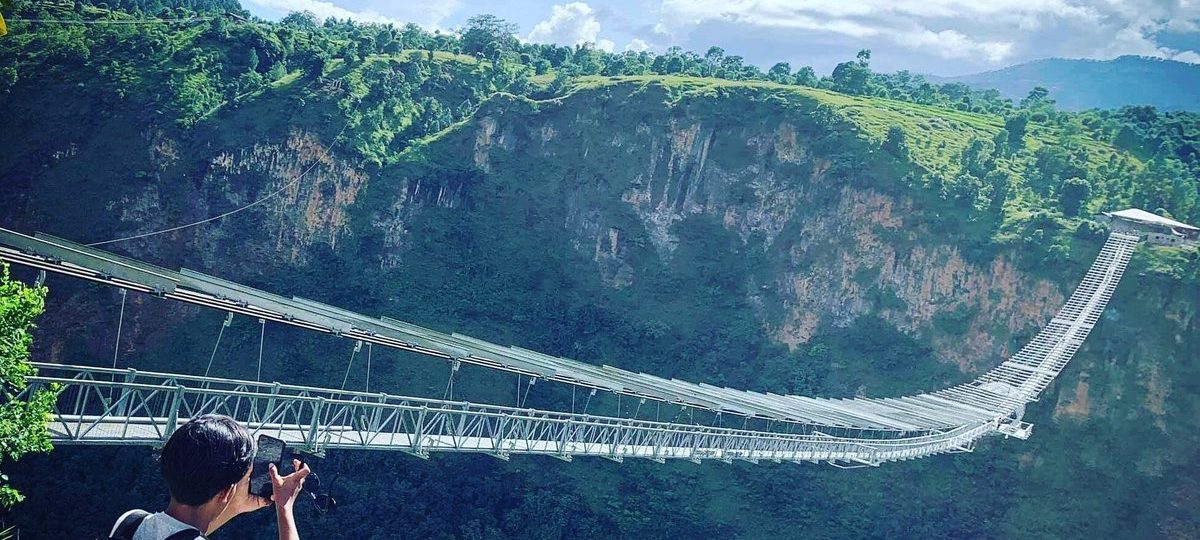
[449,89,1068,377]
[199,130,368,264]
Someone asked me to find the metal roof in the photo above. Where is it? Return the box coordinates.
[1106,208,1199,231]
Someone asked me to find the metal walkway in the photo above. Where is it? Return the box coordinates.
[1,228,1141,466]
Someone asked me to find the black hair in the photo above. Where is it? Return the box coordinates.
[159,414,255,506]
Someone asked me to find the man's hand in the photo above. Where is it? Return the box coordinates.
[228,467,273,515]
[269,459,311,511]
[207,468,271,535]
[271,459,310,540]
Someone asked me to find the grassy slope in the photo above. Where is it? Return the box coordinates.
[566,75,1124,170]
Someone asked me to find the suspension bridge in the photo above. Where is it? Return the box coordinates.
[0,218,1165,467]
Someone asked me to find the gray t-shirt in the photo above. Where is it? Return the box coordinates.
[110,510,203,540]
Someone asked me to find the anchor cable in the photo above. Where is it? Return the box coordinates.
[87,104,358,247]
[255,318,265,382]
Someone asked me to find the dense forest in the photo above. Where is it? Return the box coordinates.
[0,1,1199,539]
[5,0,1198,235]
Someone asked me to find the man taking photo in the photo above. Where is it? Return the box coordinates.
[109,414,311,540]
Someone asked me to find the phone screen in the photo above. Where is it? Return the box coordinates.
[249,435,285,498]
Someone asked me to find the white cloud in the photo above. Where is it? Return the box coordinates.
[528,2,613,49]
[1173,50,1200,63]
[655,0,1200,67]
[1083,16,1200,64]
[659,0,1097,28]
[896,28,1014,62]
[245,0,458,29]
[246,0,401,24]
[625,38,651,52]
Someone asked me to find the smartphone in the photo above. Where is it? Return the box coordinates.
[249,435,286,498]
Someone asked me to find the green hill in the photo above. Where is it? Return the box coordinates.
[1,7,1199,539]
[940,56,1200,111]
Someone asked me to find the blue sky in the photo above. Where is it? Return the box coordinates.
[241,0,1200,76]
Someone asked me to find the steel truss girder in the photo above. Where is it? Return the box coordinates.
[25,364,996,466]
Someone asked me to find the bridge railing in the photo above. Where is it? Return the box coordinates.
[24,363,995,466]
[937,231,1139,420]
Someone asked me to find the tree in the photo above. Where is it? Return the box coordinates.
[1060,177,1091,216]
[375,27,394,51]
[341,42,360,63]
[397,22,428,49]
[1020,86,1050,109]
[484,40,503,65]
[357,35,378,57]
[767,62,791,83]
[1004,113,1028,150]
[720,55,747,80]
[985,169,1013,211]
[1133,158,1197,222]
[572,44,604,75]
[280,10,317,30]
[460,14,517,58]
[209,15,228,36]
[793,66,817,87]
[0,262,54,508]
[267,61,287,81]
[831,51,872,95]
[1032,145,1087,195]
[237,70,264,94]
[950,172,982,209]
[548,70,570,95]
[959,137,995,178]
[660,47,685,74]
[246,47,259,73]
[295,48,329,79]
[992,128,1009,156]
[883,125,909,160]
[1113,125,1141,152]
[0,66,16,94]
[704,46,724,75]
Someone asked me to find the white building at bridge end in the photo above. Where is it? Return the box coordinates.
[1098,208,1199,248]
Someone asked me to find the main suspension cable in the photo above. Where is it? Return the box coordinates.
[255,318,265,382]
[111,288,127,369]
[202,312,233,378]
[582,388,595,415]
[364,342,372,393]
[518,377,535,408]
[108,288,127,401]
[339,341,362,391]
[442,359,461,400]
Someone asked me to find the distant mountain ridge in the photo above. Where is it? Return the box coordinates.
[937,56,1200,111]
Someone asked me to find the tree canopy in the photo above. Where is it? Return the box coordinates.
[0,263,53,509]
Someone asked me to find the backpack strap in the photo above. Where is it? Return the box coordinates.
[109,509,151,540]
[163,529,205,540]
[110,510,204,540]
